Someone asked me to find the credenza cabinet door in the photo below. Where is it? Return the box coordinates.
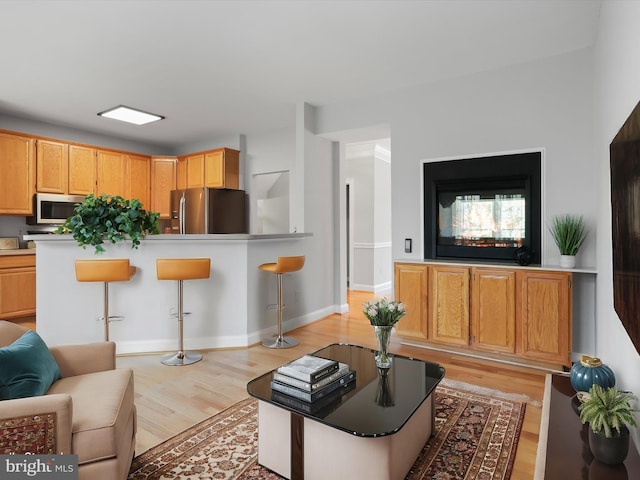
[519,271,572,366]
[0,132,34,214]
[68,145,96,195]
[471,267,516,354]
[36,139,68,194]
[151,156,177,218]
[394,263,428,341]
[429,265,470,346]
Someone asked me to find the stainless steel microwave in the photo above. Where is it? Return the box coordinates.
[26,193,85,225]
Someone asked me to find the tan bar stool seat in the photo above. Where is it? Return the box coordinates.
[75,259,136,341]
[259,255,305,348]
[156,258,211,366]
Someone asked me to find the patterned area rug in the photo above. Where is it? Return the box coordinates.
[128,382,526,480]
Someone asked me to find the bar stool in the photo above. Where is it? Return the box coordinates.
[74,259,137,341]
[259,255,305,348]
[156,258,211,366]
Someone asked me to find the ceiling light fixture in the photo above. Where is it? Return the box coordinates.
[97,105,164,125]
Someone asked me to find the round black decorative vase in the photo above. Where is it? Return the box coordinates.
[588,426,630,465]
[513,246,535,266]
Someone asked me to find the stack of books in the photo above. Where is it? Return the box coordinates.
[270,354,356,411]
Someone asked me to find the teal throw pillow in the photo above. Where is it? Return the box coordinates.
[0,330,61,400]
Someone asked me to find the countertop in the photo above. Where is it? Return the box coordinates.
[24,233,311,242]
[0,249,35,256]
[394,257,597,274]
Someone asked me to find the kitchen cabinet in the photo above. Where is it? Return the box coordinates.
[429,265,469,346]
[151,156,177,218]
[0,132,34,214]
[471,267,516,354]
[519,270,572,366]
[393,263,428,340]
[128,154,151,209]
[0,254,36,320]
[185,148,240,189]
[68,145,97,195]
[394,261,573,368]
[97,150,127,197]
[176,156,187,190]
[35,139,68,194]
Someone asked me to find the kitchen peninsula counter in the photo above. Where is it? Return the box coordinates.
[27,233,315,354]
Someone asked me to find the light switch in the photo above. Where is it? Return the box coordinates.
[404,238,412,253]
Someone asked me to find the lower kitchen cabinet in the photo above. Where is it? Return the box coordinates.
[0,254,36,321]
[394,262,573,368]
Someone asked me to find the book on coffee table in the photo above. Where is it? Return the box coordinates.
[271,378,356,414]
[273,362,349,392]
[276,355,339,383]
[271,370,356,402]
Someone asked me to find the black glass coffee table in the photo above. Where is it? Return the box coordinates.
[247,343,445,480]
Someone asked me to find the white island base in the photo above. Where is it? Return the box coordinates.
[28,234,324,354]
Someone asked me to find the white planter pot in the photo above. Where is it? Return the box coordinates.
[560,255,576,268]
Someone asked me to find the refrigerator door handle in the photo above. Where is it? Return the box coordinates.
[179,193,186,234]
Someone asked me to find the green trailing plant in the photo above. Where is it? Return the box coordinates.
[56,194,160,254]
[549,214,589,256]
[579,384,638,438]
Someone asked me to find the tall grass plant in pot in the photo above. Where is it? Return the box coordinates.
[549,214,589,268]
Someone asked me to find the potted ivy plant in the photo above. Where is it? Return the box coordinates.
[56,194,160,254]
[549,214,589,268]
[579,384,638,465]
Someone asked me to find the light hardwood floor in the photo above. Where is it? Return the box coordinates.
[117,291,546,479]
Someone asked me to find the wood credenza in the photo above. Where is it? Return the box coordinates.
[394,261,573,369]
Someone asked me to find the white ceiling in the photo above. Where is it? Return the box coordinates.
[0,0,601,149]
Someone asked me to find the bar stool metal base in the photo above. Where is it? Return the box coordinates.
[161,351,203,366]
[262,336,299,349]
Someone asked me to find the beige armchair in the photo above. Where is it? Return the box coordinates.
[0,321,136,480]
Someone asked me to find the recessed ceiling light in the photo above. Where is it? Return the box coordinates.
[97,105,164,125]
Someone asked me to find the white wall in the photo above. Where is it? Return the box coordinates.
[346,141,392,292]
[593,0,640,450]
[316,49,597,356]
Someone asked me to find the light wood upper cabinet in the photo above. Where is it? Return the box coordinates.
[68,145,96,195]
[0,132,34,214]
[97,150,127,197]
[205,148,239,188]
[471,267,516,354]
[394,263,428,341]
[186,153,205,188]
[36,139,68,194]
[184,148,240,189]
[0,254,36,320]
[519,271,572,366]
[429,265,470,346]
[176,156,187,190]
[127,154,151,208]
[151,156,177,218]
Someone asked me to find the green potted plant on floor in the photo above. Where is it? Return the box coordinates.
[549,214,589,268]
[579,384,638,465]
[56,194,160,254]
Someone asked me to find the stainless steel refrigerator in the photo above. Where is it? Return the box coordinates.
[170,188,247,234]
